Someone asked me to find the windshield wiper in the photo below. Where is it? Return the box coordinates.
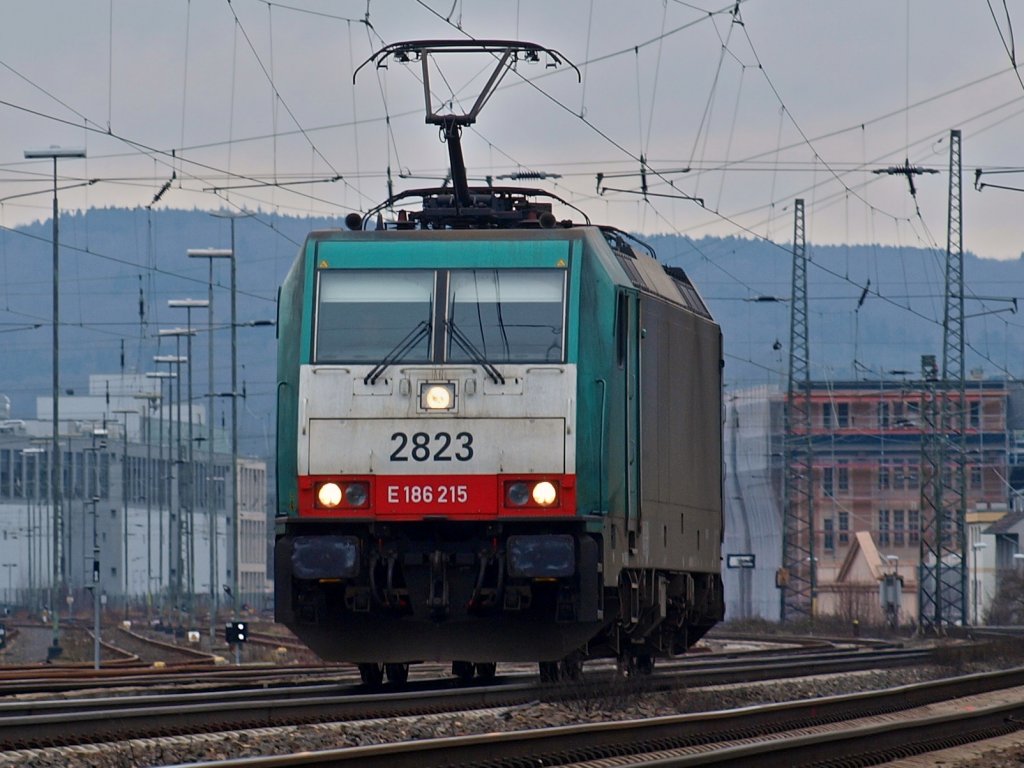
[363,320,431,385]
[447,319,505,385]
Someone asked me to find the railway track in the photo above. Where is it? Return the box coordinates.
[155,674,1024,768]
[0,634,915,698]
[0,645,945,750]
[0,630,875,697]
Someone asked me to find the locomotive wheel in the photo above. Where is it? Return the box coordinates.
[358,663,384,686]
[452,660,475,683]
[635,653,654,675]
[474,662,497,681]
[385,662,410,685]
[560,657,582,681]
[538,661,560,683]
[615,654,634,677]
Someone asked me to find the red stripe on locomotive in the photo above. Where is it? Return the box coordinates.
[298,474,576,520]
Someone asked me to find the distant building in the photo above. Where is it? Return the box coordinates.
[792,377,1017,625]
[726,376,1023,626]
[0,374,268,621]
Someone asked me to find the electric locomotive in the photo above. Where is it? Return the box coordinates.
[274,41,724,684]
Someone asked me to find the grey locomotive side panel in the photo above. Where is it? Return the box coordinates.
[638,297,723,573]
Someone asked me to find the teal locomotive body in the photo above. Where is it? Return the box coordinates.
[275,222,724,681]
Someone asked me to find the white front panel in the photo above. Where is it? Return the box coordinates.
[308,417,565,475]
[298,363,577,475]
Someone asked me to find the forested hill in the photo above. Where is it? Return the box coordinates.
[648,233,1024,390]
[2,208,1022,459]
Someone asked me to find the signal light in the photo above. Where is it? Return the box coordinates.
[225,621,248,644]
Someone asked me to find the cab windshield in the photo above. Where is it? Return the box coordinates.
[314,270,434,363]
[447,269,565,363]
[313,267,566,365]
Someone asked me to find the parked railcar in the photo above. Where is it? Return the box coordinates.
[274,41,724,685]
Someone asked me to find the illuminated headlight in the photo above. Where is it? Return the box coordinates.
[532,481,557,507]
[505,480,559,508]
[420,382,455,410]
[317,482,343,508]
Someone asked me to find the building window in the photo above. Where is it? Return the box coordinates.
[838,511,849,545]
[970,461,982,489]
[878,401,890,429]
[837,402,850,428]
[878,459,890,490]
[0,449,9,499]
[893,509,905,547]
[878,508,891,547]
[823,467,834,496]
[907,460,919,488]
[837,461,849,493]
[893,460,907,490]
[903,401,920,428]
[100,454,110,499]
[970,400,981,428]
[824,518,835,551]
[12,451,23,499]
[908,509,920,545]
[823,403,833,429]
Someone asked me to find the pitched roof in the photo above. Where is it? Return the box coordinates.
[985,510,1024,535]
[836,530,887,583]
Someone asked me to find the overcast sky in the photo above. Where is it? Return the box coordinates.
[2,1,1024,260]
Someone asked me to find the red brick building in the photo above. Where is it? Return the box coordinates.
[793,379,1011,621]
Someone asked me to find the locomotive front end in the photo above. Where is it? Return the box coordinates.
[275,232,602,665]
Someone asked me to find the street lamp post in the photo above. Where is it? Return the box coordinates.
[168,300,209,630]
[24,145,86,657]
[187,248,232,642]
[145,369,175,616]
[112,409,136,616]
[154,348,188,628]
[203,213,245,629]
[133,392,161,616]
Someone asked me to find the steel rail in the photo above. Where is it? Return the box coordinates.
[0,647,959,750]
[0,642,910,696]
[156,667,1024,768]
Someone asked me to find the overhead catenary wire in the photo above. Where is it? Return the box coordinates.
[0,1,1019,391]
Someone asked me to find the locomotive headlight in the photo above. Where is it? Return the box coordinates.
[420,382,455,410]
[317,482,343,508]
[506,482,531,506]
[532,481,558,507]
[344,482,369,507]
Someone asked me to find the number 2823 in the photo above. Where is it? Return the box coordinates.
[389,431,474,462]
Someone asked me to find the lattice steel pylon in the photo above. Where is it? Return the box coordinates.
[782,198,815,621]
[918,129,968,632]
